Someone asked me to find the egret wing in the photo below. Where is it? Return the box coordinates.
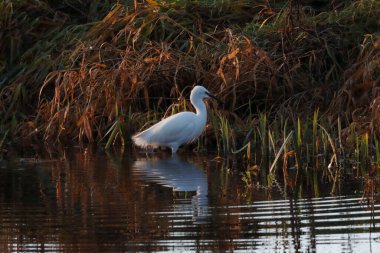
[148,112,197,144]
[132,112,197,147]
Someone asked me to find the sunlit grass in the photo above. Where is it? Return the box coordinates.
[0,0,378,187]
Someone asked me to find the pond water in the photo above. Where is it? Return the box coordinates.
[0,148,379,252]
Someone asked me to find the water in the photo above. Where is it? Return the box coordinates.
[0,149,379,252]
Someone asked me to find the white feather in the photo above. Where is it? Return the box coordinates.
[132,86,216,153]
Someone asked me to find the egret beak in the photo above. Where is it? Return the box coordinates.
[206,92,223,105]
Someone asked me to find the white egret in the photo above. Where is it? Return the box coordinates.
[132,85,221,153]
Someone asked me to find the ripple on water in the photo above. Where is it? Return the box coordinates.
[0,153,379,252]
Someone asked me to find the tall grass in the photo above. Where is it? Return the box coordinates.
[237,105,380,192]
[0,0,378,164]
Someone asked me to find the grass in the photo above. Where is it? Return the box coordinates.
[0,0,379,193]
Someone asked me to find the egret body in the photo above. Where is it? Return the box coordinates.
[132,86,220,153]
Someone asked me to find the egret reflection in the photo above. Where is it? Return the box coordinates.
[132,155,208,223]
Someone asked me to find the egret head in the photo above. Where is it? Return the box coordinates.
[190,86,222,104]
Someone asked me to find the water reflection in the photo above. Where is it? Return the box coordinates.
[0,149,379,252]
[132,155,208,223]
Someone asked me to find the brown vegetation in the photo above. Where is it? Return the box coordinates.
[0,0,379,153]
